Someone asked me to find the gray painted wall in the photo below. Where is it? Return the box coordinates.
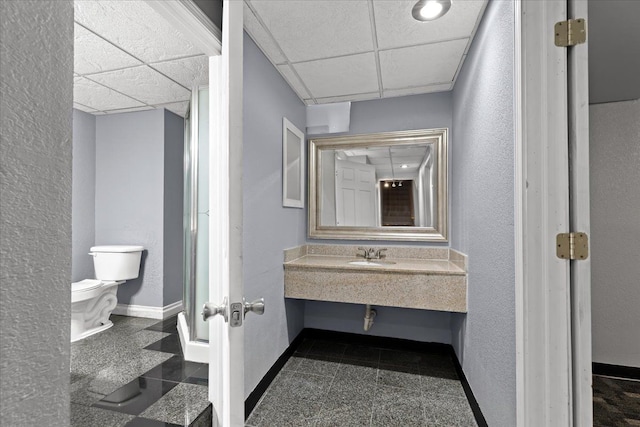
[305,91,454,342]
[72,109,97,282]
[0,1,73,425]
[450,1,516,426]
[163,110,185,305]
[590,99,640,368]
[95,109,184,307]
[305,302,452,343]
[243,34,307,397]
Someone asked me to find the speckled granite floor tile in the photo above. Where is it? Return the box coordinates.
[371,385,426,426]
[144,333,183,354]
[307,339,347,358]
[334,360,378,384]
[70,315,210,427]
[140,382,209,425]
[141,354,203,382]
[295,353,342,377]
[145,316,179,333]
[379,348,425,367]
[423,395,477,426]
[183,364,209,386]
[246,338,481,427]
[90,349,175,388]
[314,379,374,426]
[71,403,136,427]
[342,344,381,364]
[93,377,178,415]
[124,417,182,427]
[378,363,422,389]
[421,371,467,399]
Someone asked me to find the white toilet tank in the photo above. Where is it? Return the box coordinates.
[90,245,144,281]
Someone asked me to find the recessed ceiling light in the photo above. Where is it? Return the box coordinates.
[384,182,390,188]
[412,0,452,22]
[401,164,409,169]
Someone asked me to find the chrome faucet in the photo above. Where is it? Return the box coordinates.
[357,247,387,260]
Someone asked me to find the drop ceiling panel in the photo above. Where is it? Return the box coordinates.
[74,77,145,111]
[88,66,191,106]
[74,24,142,75]
[244,0,487,105]
[244,2,287,65]
[294,53,379,99]
[74,0,201,63]
[150,55,208,89]
[373,0,486,50]
[379,39,468,89]
[248,0,374,63]
[277,64,311,99]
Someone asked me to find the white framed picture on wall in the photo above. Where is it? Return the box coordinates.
[282,117,305,208]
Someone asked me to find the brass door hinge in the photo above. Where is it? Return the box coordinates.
[557,232,589,260]
[555,19,587,47]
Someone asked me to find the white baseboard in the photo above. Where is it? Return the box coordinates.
[112,300,183,320]
[177,312,209,363]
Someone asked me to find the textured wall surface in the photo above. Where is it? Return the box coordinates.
[243,34,307,397]
[72,109,97,281]
[0,1,73,425]
[590,99,640,367]
[450,0,516,425]
[305,90,454,341]
[163,110,185,305]
[95,110,166,307]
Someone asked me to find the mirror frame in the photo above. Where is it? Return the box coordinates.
[308,128,448,242]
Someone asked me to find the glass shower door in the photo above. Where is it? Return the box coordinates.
[183,86,210,342]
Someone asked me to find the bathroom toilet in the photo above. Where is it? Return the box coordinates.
[71,245,144,343]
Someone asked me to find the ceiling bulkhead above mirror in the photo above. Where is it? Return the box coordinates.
[309,128,448,242]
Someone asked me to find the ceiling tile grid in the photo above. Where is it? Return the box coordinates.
[149,56,209,90]
[74,23,142,75]
[74,0,201,63]
[379,38,469,89]
[87,65,191,106]
[244,0,488,105]
[293,53,380,99]
[373,0,487,50]
[248,0,374,63]
[74,76,145,111]
[73,0,209,117]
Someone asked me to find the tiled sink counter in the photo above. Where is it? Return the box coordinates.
[284,245,468,313]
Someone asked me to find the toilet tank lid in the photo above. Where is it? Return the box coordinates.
[90,245,144,253]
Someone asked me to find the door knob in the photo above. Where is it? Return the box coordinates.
[243,298,265,317]
[202,297,228,322]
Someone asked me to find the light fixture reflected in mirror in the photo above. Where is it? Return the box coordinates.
[412,0,452,22]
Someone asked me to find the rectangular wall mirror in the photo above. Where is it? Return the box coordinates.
[309,128,448,241]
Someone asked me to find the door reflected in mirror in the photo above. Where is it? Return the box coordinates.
[309,129,448,242]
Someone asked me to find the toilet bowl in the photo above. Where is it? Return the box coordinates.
[71,245,144,343]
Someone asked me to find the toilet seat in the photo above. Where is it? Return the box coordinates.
[72,279,119,292]
[72,279,103,292]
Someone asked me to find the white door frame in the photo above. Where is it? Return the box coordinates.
[208,1,245,426]
[148,1,245,426]
[567,0,592,424]
[515,0,592,425]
